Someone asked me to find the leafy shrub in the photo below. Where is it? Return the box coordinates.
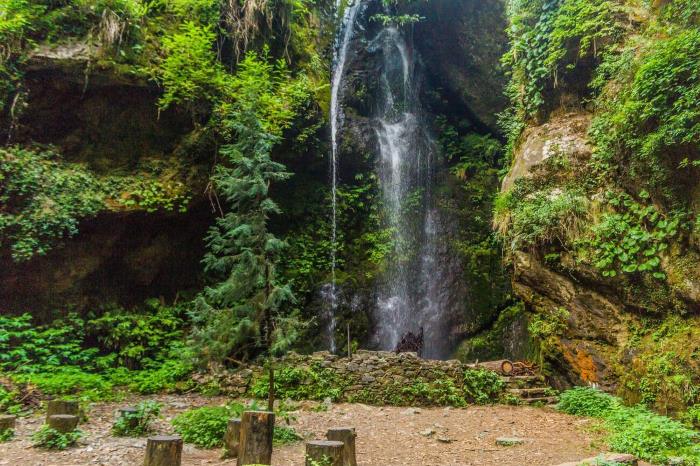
[463,368,506,404]
[250,365,345,402]
[87,301,188,369]
[112,400,161,437]
[172,404,244,448]
[273,425,301,446]
[558,387,700,464]
[0,428,14,442]
[32,426,82,450]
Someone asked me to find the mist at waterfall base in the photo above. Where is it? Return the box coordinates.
[325,1,466,360]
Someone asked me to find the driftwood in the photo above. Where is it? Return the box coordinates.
[47,414,79,433]
[46,400,80,422]
[224,418,242,458]
[305,440,345,466]
[395,328,424,356]
[144,435,182,466]
[0,415,16,431]
[237,411,274,466]
[326,427,357,466]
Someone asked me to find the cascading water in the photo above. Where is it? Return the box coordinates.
[327,1,459,359]
[370,22,451,359]
[326,0,363,352]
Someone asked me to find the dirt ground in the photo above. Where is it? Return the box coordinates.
[0,395,610,466]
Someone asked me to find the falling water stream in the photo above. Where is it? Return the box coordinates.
[329,1,455,358]
[327,0,363,352]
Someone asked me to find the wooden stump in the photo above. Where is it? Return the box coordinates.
[144,435,182,466]
[305,440,344,466]
[223,418,241,458]
[237,411,274,466]
[47,414,79,433]
[46,400,79,422]
[326,428,357,466]
[118,407,139,430]
[0,415,16,431]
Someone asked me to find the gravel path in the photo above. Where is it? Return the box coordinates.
[0,395,606,465]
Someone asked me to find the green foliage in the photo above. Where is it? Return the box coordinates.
[0,313,96,373]
[12,367,113,399]
[159,22,227,112]
[31,425,82,450]
[683,405,700,429]
[250,364,345,402]
[172,404,243,448]
[112,400,161,437]
[495,184,588,251]
[0,386,21,415]
[582,191,681,278]
[87,300,187,369]
[0,147,107,261]
[463,368,506,404]
[558,387,700,464]
[0,428,13,442]
[273,425,301,446]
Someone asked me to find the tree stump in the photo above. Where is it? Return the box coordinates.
[47,415,79,433]
[118,407,139,430]
[237,411,274,466]
[305,440,344,466]
[326,427,357,466]
[0,415,16,431]
[144,435,182,466]
[223,418,241,458]
[46,400,80,422]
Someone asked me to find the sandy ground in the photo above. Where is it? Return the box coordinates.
[0,395,609,466]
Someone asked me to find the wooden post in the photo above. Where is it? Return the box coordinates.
[46,400,79,422]
[327,427,357,466]
[144,435,182,466]
[305,440,344,466]
[223,418,242,458]
[0,415,16,431]
[237,411,274,466]
[47,414,79,433]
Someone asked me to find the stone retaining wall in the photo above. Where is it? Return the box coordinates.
[198,350,509,406]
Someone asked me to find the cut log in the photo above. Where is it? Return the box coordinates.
[237,411,274,466]
[0,415,16,431]
[223,418,242,458]
[144,435,182,466]
[326,427,357,466]
[46,399,80,422]
[469,360,514,375]
[47,414,79,433]
[305,440,345,466]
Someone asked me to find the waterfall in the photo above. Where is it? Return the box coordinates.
[371,23,448,359]
[327,0,363,352]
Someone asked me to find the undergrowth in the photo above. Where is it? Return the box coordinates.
[558,387,700,464]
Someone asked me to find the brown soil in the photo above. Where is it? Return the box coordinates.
[0,395,609,466]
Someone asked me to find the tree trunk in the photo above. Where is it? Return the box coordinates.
[0,415,16,431]
[144,435,182,466]
[47,415,79,433]
[326,428,357,466]
[223,418,242,458]
[237,411,274,466]
[46,400,80,422]
[305,440,344,466]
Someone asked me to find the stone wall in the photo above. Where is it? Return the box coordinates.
[199,350,517,406]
